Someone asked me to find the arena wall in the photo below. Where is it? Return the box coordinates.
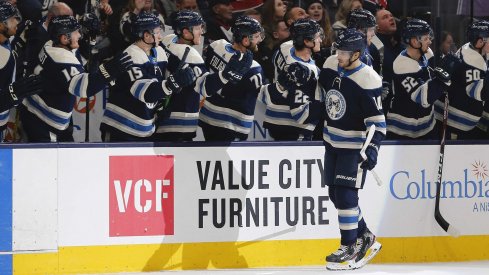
[0,142,488,274]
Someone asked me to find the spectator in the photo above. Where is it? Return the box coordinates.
[368,7,404,114]
[440,31,455,58]
[204,0,234,45]
[262,0,287,25]
[284,6,309,27]
[332,0,362,36]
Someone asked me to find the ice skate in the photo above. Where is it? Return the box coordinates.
[325,242,360,271]
[354,229,382,269]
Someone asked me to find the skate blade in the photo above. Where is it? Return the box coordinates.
[355,241,382,269]
[326,259,357,271]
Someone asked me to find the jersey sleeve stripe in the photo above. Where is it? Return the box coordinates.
[130,79,157,102]
[466,80,483,101]
[69,73,89,98]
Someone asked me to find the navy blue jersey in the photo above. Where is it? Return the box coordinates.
[369,35,383,74]
[478,105,489,133]
[386,48,445,138]
[101,44,169,138]
[0,41,15,130]
[22,41,107,131]
[260,40,322,140]
[360,47,373,67]
[319,55,386,150]
[198,39,264,140]
[155,34,225,139]
[434,43,489,132]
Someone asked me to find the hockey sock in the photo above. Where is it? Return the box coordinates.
[338,207,359,245]
[357,207,367,237]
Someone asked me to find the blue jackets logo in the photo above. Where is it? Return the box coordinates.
[325,89,346,120]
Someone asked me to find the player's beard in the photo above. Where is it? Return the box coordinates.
[248,43,258,52]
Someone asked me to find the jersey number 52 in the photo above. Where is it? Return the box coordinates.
[401,77,418,93]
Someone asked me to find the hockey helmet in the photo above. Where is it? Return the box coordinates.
[347,9,376,29]
[130,11,164,41]
[289,18,324,48]
[0,1,21,23]
[171,10,205,35]
[402,18,433,44]
[231,15,265,43]
[48,15,81,42]
[467,20,489,46]
[335,28,367,55]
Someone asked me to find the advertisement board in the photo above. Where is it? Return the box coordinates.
[1,143,488,274]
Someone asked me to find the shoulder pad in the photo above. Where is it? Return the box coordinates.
[251,60,261,69]
[162,35,204,64]
[461,42,487,71]
[209,39,237,62]
[371,35,384,50]
[348,65,382,89]
[0,44,11,69]
[323,54,339,71]
[425,48,434,59]
[393,54,421,75]
[155,46,168,62]
[44,41,80,65]
[125,44,149,65]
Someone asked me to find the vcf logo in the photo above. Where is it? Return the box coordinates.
[109,155,174,237]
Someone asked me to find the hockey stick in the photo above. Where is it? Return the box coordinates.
[161,47,191,108]
[360,125,383,186]
[434,92,460,237]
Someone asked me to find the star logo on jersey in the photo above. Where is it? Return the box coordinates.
[326,89,346,120]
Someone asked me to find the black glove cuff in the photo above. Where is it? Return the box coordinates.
[8,84,19,106]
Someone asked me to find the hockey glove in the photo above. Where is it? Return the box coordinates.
[361,143,379,171]
[278,62,313,91]
[431,66,451,89]
[80,12,101,39]
[164,64,196,94]
[5,75,44,107]
[99,52,133,83]
[222,50,253,84]
[439,53,462,77]
[381,81,390,101]
[286,62,312,88]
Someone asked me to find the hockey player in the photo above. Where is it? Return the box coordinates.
[0,1,43,140]
[437,20,489,139]
[346,8,377,67]
[262,18,324,141]
[197,15,261,141]
[319,28,384,271]
[154,10,234,141]
[100,12,196,141]
[386,18,451,140]
[19,15,133,142]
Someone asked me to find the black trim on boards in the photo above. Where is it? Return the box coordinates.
[0,140,489,149]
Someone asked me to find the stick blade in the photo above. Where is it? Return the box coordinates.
[447,225,460,238]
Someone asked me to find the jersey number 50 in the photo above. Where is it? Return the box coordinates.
[466,69,480,82]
